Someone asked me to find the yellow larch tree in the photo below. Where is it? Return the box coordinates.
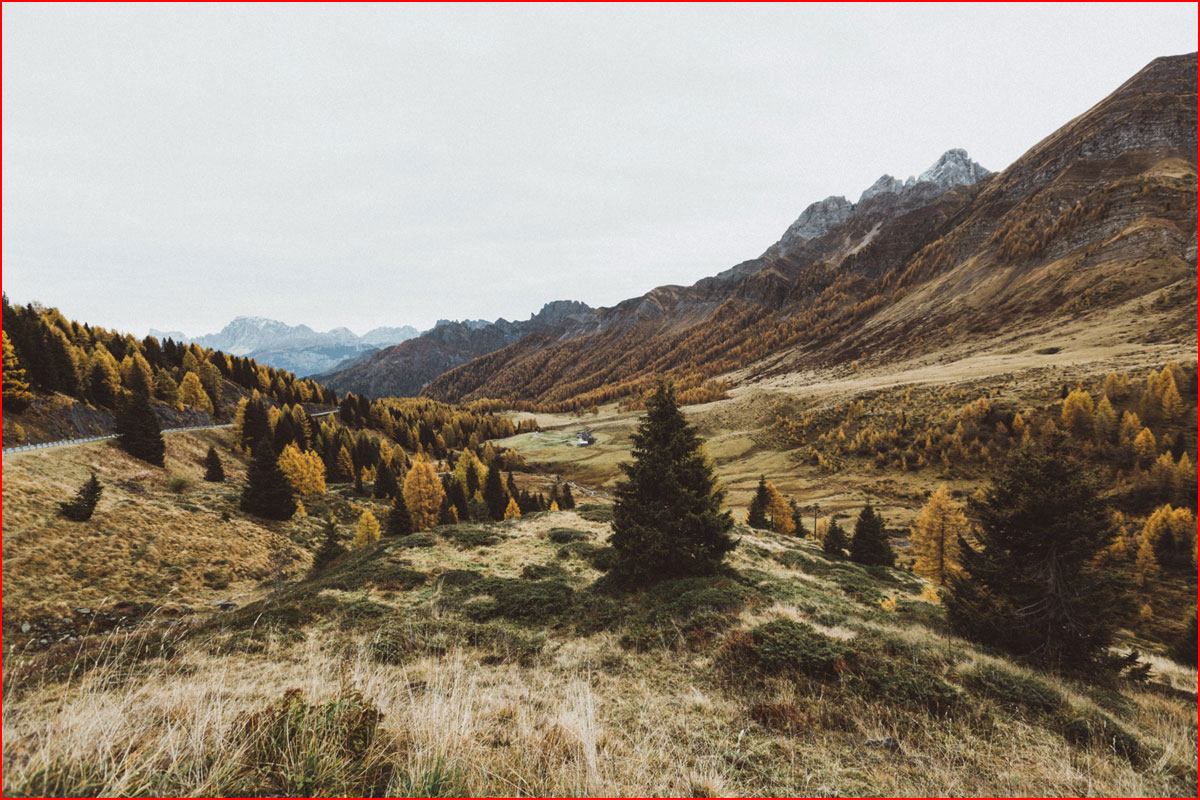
[334,445,355,482]
[353,509,381,548]
[763,482,795,535]
[910,485,969,586]
[1061,388,1094,438]
[1094,394,1117,443]
[1160,373,1185,421]
[277,444,327,496]
[179,371,214,414]
[1132,427,1157,466]
[403,453,445,531]
[503,496,521,520]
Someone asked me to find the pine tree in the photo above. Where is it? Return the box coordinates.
[203,446,225,482]
[482,462,508,521]
[374,460,397,499]
[59,472,103,521]
[504,496,522,520]
[609,381,735,586]
[115,364,165,466]
[403,454,445,531]
[822,519,849,557]
[240,393,271,452]
[386,493,414,536]
[240,440,296,520]
[746,476,770,529]
[2,330,33,412]
[790,499,808,538]
[559,482,576,510]
[850,503,895,566]
[945,439,1126,669]
[312,516,346,572]
[910,486,969,585]
[353,509,381,548]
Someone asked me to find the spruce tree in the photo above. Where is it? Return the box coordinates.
[312,516,346,573]
[240,440,297,520]
[946,439,1126,669]
[59,472,103,521]
[374,460,397,499]
[115,364,165,466]
[559,482,576,510]
[790,499,808,538]
[240,394,271,452]
[482,462,508,521]
[849,503,895,566]
[203,446,225,482]
[386,493,414,536]
[746,476,769,529]
[822,519,849,557]
[1169,610,1197,667]
[610,381,735,586]
[2,330,33,412]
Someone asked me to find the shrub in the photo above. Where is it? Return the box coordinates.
[1057,705,1145,764]
[548,527,591,543]
[576,503,613,523]
[166,473,193,493]
[462,578,574,625]
[521,563,568,581]
[855,659,959,715]
[440,526,502,549]
[396,532,437,548]
[960,662,1065,715]
[372,619,544,666]
[719,618,853,680]
[58,473,103,521]
[437,569,483,588]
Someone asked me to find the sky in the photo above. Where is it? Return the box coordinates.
[3,3,1196,338]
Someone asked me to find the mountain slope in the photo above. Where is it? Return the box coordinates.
[321,300,592,398]
[421,53,1196,410]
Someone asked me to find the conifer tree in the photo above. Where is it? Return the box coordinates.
[85,349,122,408]
[59,472,103,521]
[312,516,346,572]
[746,476,770,529]
[240,393,271,452]
[438,500,459,525]
[154,369,181,407]
[1160,373,1185,421]
[353,509,381,548]
[115,363,165,466]
[374,460,397,499]
[445,477,469,521]
[277,444,326,495]
[790,499,809,538]
[204,446,225,482]
[822,519,849,557]
[1061,388,1095,438]
[2,330,33,412]
[504,496,522,520]
[945,439,1125,669]
[910,486,969,585]
[1094,394,1117,443]
[386,492,414,536]
[559,482,576,510]
[403,453,445,531]
[482,462,508,521]
[506,471,519,500]
[1133,427,1157,466]
[850,503,895,566]
[763,481,795,535]
[240,440,297,520]
[609,381,735,586]
[334,445,355,482]
[1169,610,1197,667]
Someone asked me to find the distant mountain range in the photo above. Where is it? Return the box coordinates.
[148,317,422,377]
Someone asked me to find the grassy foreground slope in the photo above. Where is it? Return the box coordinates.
[3,504,1195,796]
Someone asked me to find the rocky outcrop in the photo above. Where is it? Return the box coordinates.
[780,195,855,246]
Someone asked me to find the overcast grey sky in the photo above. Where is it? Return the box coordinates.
[3,3,1195,337]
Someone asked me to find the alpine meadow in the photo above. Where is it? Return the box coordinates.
[1,6,1197,798]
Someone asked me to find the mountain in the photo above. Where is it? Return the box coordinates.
[320,300,592,398]
[416,53,1196,410]
[150,316,422,377]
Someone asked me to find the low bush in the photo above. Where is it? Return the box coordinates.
[520,563,569,581]
[437,569,483,588]
[960,662,1065,715]
[440,526,503,549]
[548,527,591,544]
[396,532,437,548]
[166,473,193,493]
[1057,705,1145,764]
[718,619,852,680]
[461,578,574,625]
[576,505,613,523]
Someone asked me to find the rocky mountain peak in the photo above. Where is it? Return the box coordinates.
[780,195,855,246]
[916,148,990,191]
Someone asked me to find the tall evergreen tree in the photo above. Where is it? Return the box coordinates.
[946,439,1127,669]
[386,492,414,536]
[746,476,770,529]
[559,482,576,510]
[849,503,895,566]
[822,519,849,557]
[789,499,809,539]
[482,462,508,521]
[240,393,271,452]
[312,516,346,573]
[239,440,297,520]
[374,460,398,499]
[610,381,735,586]
[2,330,33,412]
[203,446,225,482]
[59,472,103,521]
[115,364,165,466]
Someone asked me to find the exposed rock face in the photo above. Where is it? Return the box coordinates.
[916,148,991,191]
[859,174,906,203]
[780,195,855,246]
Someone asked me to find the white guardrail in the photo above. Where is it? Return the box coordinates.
[2,423,235,455]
